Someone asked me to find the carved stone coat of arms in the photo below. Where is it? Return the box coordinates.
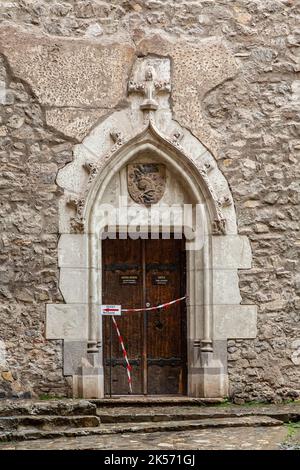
[127,163,166,205]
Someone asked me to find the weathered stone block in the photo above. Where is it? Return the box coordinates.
[46,304,88,340]
[63,341,88,375]
[212,235,252,269]
[213,270,242,305]
[213,305,257,340]
[58,235,88,268]
[59,268,88,303]
[76,367,104,399]
[0,26,135,108]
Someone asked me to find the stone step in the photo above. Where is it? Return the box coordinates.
[96,404,300,424]
[91,397,224,407]
[0,399,96,417]
[0,415,282,442]
[97,407,234,423]
[0,415,100,432]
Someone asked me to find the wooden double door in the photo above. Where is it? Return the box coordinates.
[102,236,187,395]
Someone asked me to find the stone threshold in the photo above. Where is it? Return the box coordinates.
[90,396,225,406]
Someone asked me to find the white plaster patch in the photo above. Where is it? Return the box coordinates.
[0,80,6,104]
[291,80,300,102]
[291,339,300,365]
[0,340,7,369]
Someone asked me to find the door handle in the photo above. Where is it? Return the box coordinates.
[146,302,151,308]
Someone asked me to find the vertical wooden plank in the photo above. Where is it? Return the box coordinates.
[142,239,147,395]
[102,237,143,395]
[146,236,187,394]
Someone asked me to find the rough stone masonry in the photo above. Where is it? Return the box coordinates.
[0,0,299,402]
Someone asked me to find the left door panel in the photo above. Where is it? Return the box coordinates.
[102,238,143,395]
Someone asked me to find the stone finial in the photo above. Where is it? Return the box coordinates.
[128,65,171,111]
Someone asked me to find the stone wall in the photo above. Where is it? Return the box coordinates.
[0,56,71,397]
[0,0,299,401]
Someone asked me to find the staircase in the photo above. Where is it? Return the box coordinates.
[0,398,298,443]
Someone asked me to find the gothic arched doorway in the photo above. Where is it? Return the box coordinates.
[46,56,257,399]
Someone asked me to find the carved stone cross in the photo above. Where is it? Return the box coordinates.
[128,66,171,111]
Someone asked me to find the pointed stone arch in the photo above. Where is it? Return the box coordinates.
[84,118,229,233]
[46,57,257,398]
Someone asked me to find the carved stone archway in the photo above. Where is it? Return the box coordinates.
[46,57,257,398]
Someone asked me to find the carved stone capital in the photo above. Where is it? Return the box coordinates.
[212,218,226,235]
[70,215,85,234]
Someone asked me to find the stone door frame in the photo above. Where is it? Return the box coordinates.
[89,144,213,398]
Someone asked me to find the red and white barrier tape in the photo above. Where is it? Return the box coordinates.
[111,316,132,394]
[111,296,187,394]
[122,295,187,313]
